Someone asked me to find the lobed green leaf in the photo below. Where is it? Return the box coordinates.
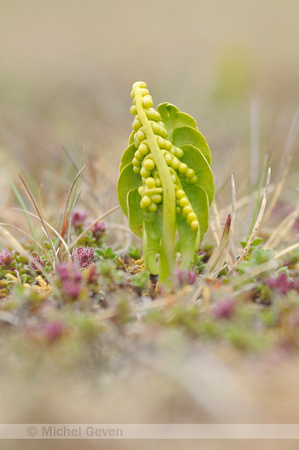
[117,164,141,216]
[180,144,214,205]
[172,126,211,165]
[158,103,197,141]
[119,143,136,172]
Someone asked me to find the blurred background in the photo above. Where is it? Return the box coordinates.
[0,0,298,218]
[0,1,299,447]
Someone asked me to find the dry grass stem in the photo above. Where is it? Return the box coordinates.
[226,167,271,277]
[205,175,237,277]
[0,222,53,265]
[14,209,70,258]
[19,174,59,267]
[264,203,299,249]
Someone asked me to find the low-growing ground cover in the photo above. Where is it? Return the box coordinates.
[0,82,298,447]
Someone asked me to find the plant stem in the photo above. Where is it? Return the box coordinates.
[134,87,176,283]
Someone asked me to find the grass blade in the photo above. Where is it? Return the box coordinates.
[19,174,58,267]
[3,169,38,245]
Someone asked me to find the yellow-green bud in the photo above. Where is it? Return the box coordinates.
[133,166,140,174]
[187,212,197,224]
[152,122,165,137]
[145,177,155,189]
[138,143,149,155]
[132,118,141,131]
[140,88,149,96]
[164,153,172,165]
[190,221,199,231]
[134,150,143,161]
[176,206,182,214]
[165,140,172,151]
[172,157,180,170]
[186,168,195,178]
[178,162,188,174]
[140,195,151,209]
[190,175,198,184]
[143,158,155,171]
[146,108,161,121]
[157,137,166,148]
[182,205,193,217]
[176,189,185,199]
[149,203,158,212]
[130,105,138,116]
[131,81,147,97]
[143,96,153,108]
[138,186,145,195]
[152,194,162,204]
[140,167,151,178]
[179,197,189,208]
[176,148,184,158]
[132,157,140,167]
[134,134,140,148]
[136,129,146,141]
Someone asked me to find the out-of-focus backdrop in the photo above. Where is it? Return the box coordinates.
[1,3,299,447]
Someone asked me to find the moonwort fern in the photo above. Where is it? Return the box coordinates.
[117,81,214,284]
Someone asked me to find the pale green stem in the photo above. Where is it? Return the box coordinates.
[134,87,176,283]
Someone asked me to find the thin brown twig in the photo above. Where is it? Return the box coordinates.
[204,175,236,277]
[226,167,271,277]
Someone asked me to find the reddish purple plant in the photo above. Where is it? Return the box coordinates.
[212,298,235,319]
[30,252,44,271]
[86,264,98,284]
[267,272,297,295]
[89,221,107,239]
[56,263,70,280]
[62,279,81,299]
[0,249,14,266]
[57,263,82,281]
[56,262,82,300]
[42,321,64,342]
[72,210,89,228]
[173,269,197,288]
[71,247,95,268]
